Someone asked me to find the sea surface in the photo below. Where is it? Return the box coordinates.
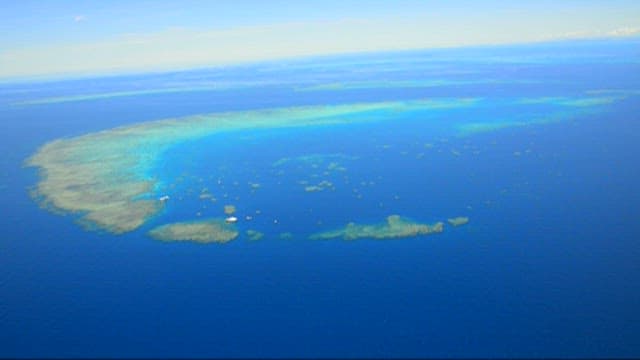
[1,39,640,357]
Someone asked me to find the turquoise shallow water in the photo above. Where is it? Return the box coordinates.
[1,40,640,357]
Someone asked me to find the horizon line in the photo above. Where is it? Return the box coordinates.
[2,35,638,85]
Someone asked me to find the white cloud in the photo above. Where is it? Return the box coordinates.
[539,26,640,42]
[73,15,86,23]
[608,27,640,37]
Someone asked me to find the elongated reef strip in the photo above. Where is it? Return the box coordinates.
[310,215,444,241]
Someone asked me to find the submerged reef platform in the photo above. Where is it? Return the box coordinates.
[25,95,617,235]
[25,99,477,234]
[148,218,239,243]
[447,217,469,226]
[246,229,264,241]
[310,215,444,241]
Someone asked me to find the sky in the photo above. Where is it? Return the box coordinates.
[1,0,639,79]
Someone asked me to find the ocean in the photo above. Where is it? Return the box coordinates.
[1,39,639,357]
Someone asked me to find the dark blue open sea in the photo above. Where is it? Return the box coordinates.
[1,40,639,357]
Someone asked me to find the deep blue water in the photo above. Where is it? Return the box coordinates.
[1,40,640,358]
